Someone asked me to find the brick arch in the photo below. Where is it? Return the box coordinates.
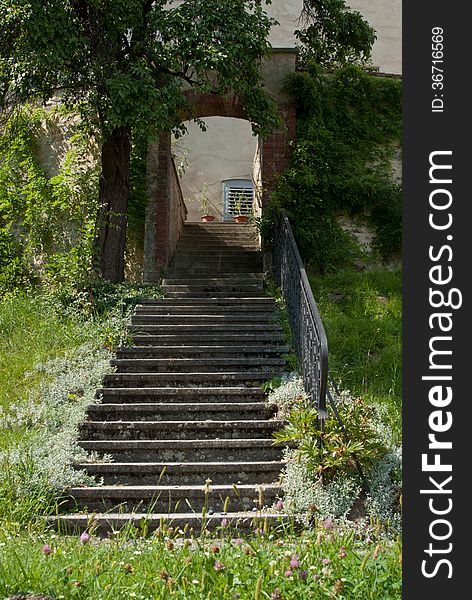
[144,91,296,277]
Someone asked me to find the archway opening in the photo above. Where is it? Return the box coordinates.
[172,117,261,223]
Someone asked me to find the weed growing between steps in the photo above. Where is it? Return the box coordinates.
[267,375,402,534]
[0,284,163,525]
[0,522,402,599]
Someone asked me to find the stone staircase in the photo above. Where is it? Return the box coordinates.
[53,223,288,534]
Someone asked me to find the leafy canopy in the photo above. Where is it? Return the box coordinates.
[298,0,377,68]
[0,1,279,138]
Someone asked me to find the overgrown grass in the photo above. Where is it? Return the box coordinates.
[0,524,402,599]
[0,284,163,523]
[308,268,402,441]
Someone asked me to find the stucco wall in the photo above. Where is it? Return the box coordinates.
[173,118,258,222]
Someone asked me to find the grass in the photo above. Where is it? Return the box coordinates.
[308,268,402,441]
[0,524,402,599]
[0,292,98,412]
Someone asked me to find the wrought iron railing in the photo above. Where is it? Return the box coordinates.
[272,211,329,419]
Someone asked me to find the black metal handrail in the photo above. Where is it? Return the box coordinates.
[272,211,329,419]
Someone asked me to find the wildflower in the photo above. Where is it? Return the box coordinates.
[275,539,284,547]
[323,518,333,530]
[211,543,220,553]
[299,570,309,581]
[284,569,293,578]
[254,527,263,536]
[214,560,225,571]
[290,555,300,569]
[221,518,229,528]
[42,544,52,555]
[339,546,347,558]
[271,590,283,600]
[166,540,174,551]
[276,500,284,510]
[80,532,90,544]
[322,558,331,566]
[234,538,244,546]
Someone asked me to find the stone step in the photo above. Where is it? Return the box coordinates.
[162,285,263,294]
[134,304,275,314]
[86,402,274,421]
[129,324,281,333]
[75,460,285,486]
[79,420,284,441]
[131,314,278,325]
[49,511,288,535]
[102,371,282,387]
[130,333,286,345]
[116,345,290,358]
[169,266,263,275]
[78,438,284,462]
[110,358,285,373]
[138,297,273,306]
[65,483,282,514]
[163,291,265,298]
[95,387,266,403]
[163,274,263,283]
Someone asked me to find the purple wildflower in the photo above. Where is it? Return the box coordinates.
[323,518,333,530]
[214,560,225,572]
[290,555,300,569]
[42,544,51,555]
[276,500,284,510]
[271,590,283,600]
[299,569,308,580]
[80,531,90,544]
[284,569,293,578]
[322,558,331,566]
[221,518,229,528]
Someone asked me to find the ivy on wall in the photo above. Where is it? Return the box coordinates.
[0,105,99,291]
[268,64,402,272]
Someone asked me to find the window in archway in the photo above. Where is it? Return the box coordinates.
[223,179,254,221]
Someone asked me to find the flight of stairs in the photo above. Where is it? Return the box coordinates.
[53,223,289,534]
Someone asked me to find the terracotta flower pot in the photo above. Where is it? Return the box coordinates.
[233,215,249,223]
[201,215,216,222]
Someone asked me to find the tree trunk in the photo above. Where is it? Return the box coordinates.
[94,126,131,282]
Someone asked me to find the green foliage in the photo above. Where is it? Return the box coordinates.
[298,0,377,68]
[1,1,280,139]
[0,526,402,599]
[308,268,402,441]
[0,105,99,292]
[269,65,402,271]
[274,394,388,481]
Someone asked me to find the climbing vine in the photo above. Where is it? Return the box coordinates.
[0,105,100,292]
[267,64,402,272]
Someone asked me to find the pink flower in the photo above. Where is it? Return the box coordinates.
[322,558,331,566]
[339,546,347,558]
[42,544,51,555]
[276,500,284,510]
[221,518,229,528]
[323,518,333,530]
[254,528,263,536]
[80,531,90,544]
[234,538,244,545]
[214,560,225,572]
[284,569,293,578]
[299,570,308,581]
[271,590,283,600]
[290,555,300,569]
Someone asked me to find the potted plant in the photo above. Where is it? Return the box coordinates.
[198,182,215,222]
[232,192,251,223]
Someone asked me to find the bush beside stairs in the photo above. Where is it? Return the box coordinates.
[51,223,289,534]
